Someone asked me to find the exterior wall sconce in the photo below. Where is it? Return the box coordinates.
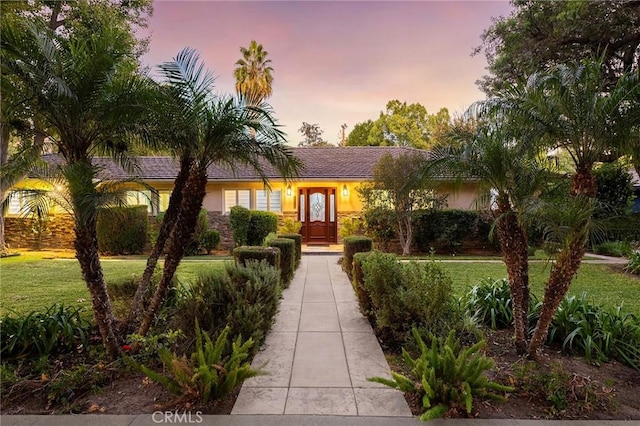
[286,184,292,197]
[342,184,348,197]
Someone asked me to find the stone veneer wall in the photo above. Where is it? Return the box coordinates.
[5,215,75,250]
[207,211,233,250]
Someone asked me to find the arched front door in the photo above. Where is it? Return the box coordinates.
[299,187,337,244]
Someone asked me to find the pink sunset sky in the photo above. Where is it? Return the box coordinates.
[141,1,513,145]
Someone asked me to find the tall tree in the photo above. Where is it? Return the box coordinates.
[486,59,640,359]
[437,118,550,353]
[2,18,155,359]
[475,0,640,94]
[298,122,330,146]
[234,40,274,105]
[346,102,450,149]
[358,152,444,256]
[137,49,302,338]
[0,0,152,251]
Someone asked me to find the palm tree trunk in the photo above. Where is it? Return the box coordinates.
[74,220,120,360]
[1,122,10,252]
[129,155,192,324]
[571,166,597,197]
[495,207,530,354]
[137,168,207,338]
[528,237,585,359]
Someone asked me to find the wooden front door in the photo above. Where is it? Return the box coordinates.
[299,188,337,244]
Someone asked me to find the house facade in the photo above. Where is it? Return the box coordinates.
[6,146,484,249]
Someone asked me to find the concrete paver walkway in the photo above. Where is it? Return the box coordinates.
[231,255,411,417]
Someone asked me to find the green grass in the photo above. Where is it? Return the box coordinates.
[0,253,229,316]
[440,261,640,314]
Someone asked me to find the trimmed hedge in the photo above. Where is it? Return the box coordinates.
[230,206,251,247]
[359,251,461,347]
[247,211,279,246]
[97,205,148,255]
[278,233,302,265]
[233,246,281,270]
[412,209,497,253]
[352,251,373,315]
[343,236,373,279]
[269,238,296,287]
[601,213,640,242]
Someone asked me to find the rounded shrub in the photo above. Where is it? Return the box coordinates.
[97,205,148,255]
[201,229,221,253]
[230,206,251,247]
[269,238,295,287]
[247,211,279,246]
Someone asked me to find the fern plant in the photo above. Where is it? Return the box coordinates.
[126,323,262,402]
[368,329,513,420]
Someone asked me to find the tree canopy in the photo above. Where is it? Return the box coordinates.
[475,0,640,94]
[346,100,450,149]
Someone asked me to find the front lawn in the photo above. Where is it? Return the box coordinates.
[0,253,229,316]
[441,261,640,314]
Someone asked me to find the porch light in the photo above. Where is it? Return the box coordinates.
[342,184,348,197]
[286,184,292,197]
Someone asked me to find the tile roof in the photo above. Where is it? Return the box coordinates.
[41,146,428,181]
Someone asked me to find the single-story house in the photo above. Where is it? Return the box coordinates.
[6,146,484,249]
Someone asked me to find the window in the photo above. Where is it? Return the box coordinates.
[126,190,154,213]
[256,189,281,213]
[158,191,171,213]
[6,191,31,215]
[224,189,251,214]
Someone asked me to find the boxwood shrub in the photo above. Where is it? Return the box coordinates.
[97,205,148,255]
[278,233,302,265]
[352,251,373,315]
[343,236,373,279]
[233,246,281,271]
[269,238,296,287]
[247,211,279,246]
[230,206,251,247]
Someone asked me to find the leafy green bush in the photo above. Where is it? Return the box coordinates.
[247,211,278,246]
[126,323,261,403]
[278,233,302,265]
[233,246,281,270]
[339,217,363,239]
[466,278,514,329]
[413,209,496,254]
[268,238,295,287]
[201,229,221,253]
[625,251,640,275]
[279,218,302,234]
[230,206,251,247]
[368,329,512,420]
[362,206,396,250]
[155,208,212,255]
[359,252,461,346]
[594,162,634,219]
[173,260,282,356]
[592,240,633,257]
[343,236,373,279]
[1,305,92,361]
[97,205,148,255]
[602,213,640,242]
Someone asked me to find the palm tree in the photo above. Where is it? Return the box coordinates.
[489,59,640,358]
[136,48,302,337]
[234,40,274,105]
[437,118,550,354]
[2,20,155,359]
